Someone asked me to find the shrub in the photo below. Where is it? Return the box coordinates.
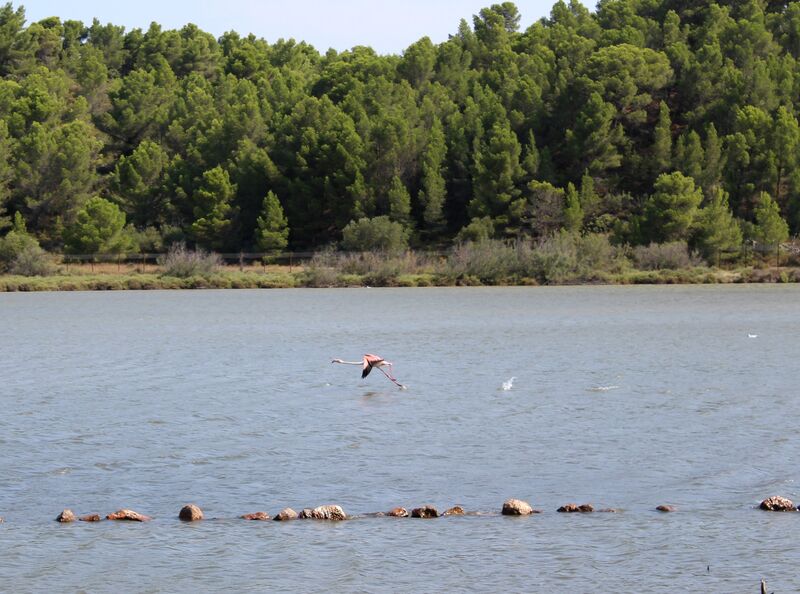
[9,244,57,276]
[445,240,516,281]
[158,243,222,277]
[633,241,702,270]
[341,216,409,253]
[0,213,40,271]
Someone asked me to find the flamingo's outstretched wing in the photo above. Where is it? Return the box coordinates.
[362,354,383,378]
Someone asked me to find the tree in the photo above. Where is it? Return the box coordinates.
[652,100,672,173]
[254,191,288,254]
[190,166,238,250]
[0,120,12,231]
[643,172,703,243]
[112,140,171,227]
[387,175,412,227]
[752,191,789,246]
[63,197,131,254]
[341,216,409,253]
[563,182,583,233]
[691,188,743,261]
[418,117,447,232]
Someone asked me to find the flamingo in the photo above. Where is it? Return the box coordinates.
[331,354,405,388]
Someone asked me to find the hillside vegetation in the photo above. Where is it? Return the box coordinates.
[0,1,798,273]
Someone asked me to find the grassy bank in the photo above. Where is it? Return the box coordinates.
[1,237,798,291]
[0,263,797,292]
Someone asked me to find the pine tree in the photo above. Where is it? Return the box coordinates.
[653,100,672,173]
[753,191,789,246]
[691,188,743,262]
[563,182,583,233]
[255,191,288,254]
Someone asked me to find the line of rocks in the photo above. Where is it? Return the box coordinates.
[7,496,794,526]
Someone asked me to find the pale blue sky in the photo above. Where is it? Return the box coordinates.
[18,0,594,55]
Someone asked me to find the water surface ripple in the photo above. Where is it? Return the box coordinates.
[1,285,799,592]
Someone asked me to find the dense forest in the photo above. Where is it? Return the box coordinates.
[0,0,798,260]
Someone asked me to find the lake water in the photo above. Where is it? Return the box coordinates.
[1,285,799,592]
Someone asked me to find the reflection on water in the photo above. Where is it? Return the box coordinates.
[1,285,799,592]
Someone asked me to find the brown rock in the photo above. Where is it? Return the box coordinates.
[411,505,439,518]
[106,509,152,522]
[443,506,465,516]
[386,507,408,517]
[656,505,676,513]
[760,496,795,511]
[502,499,533,516]
[178,504,203,522]
[557,503,594,513]
[79,514,101,522]
[241,512,271,521]
[273,507,298,521]
[308,505,347,521]
[56,509,76,523]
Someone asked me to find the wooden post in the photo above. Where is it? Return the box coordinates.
[117,254,121,273]
[239,251,244,272]
[289,253,293,273]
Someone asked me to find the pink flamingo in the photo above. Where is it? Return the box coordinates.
[331,354,405,388]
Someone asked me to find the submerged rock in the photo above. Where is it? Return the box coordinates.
[443,506,465,516]
[386,507,408,517]
[273,508,298,521]
[501,499,533,516]
[106,509,152,522]
[759,496,795,511]
[557,503,594,513]
[56,509,76,523]
[241,512,271,521]
[178,504,204,521]
[79,514,101,522]
[308,505,347,521]
[656,505,676,513]
[411,505,439,518]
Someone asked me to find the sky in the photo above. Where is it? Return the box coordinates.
[17,0,594,55]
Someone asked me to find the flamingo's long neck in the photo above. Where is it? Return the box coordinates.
[334,359,362,365]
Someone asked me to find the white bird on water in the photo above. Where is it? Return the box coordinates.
[502,377,516,391]
[748,333,758,338]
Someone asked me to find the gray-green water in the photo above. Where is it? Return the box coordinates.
[1,285,799,592]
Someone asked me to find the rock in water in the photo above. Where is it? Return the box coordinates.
[386,507,408,517]
[178,504,204,521]
[501,499,533,516]
[411,505,439,518]
[56,509,76,523]
[106,509,152,522]
[241,512,271,521]
[443,506,465,516]
[273,508,298,521]
[308,505,347,520]
[759,496,795,511]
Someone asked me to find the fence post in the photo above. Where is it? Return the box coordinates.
[289,253,293,273]
[239,251,244,272]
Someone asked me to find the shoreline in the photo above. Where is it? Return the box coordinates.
[0,265,797,292]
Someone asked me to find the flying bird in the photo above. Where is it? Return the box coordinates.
[331,354,406,388]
